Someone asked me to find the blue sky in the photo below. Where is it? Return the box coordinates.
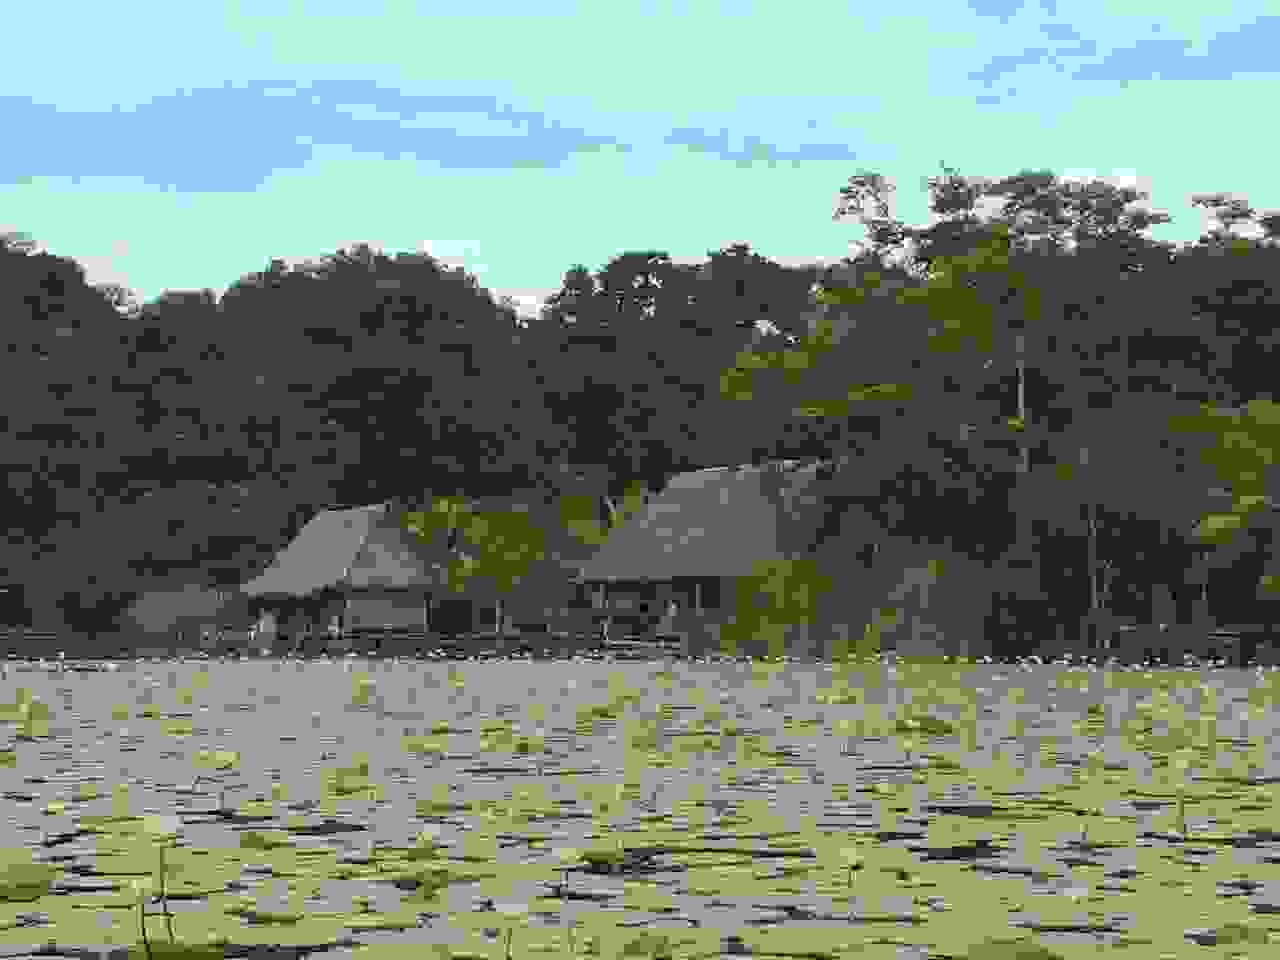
[3,1,1278,319]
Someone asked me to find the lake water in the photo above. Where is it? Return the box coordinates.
[2,656,1279,958]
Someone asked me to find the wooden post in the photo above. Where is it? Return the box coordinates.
[1081,446,1116,654]
[1087,500,1101,652]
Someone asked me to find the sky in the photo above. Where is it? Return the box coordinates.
[2,1,1278,321]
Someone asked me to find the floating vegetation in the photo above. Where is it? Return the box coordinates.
[0,656,1272,959]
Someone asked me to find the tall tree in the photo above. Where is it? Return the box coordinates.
[722,166,1279,661]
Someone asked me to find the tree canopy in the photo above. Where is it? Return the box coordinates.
[2,162,1277,659]
[720,164,1280,660]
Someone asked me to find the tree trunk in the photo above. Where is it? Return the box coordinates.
[1015,333,1028,474]
[1087,504,1099,613]
[1083,498,1120,655]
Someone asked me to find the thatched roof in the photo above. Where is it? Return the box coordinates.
[243,462,835,598]
[242,503,448,598]
[578,460,829,581]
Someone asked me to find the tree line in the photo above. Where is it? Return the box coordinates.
[718,166,1280,661]
[2,162,1277,660]
[0,229,833,647]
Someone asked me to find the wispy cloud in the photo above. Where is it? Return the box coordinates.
[0,82,631,193]
[664,127,862,170]
[1070,15,1280,85]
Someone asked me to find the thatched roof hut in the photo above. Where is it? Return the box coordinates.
[573,460,834,656]
[241,502,476,650]
[242,502,448,597]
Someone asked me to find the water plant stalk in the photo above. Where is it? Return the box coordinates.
[159,844,175,942]
[137,884,152,960]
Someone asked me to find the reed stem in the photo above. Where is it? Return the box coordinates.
[138,886,152,960]
[159,844,176,942]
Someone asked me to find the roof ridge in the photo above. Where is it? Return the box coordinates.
[322,501,390,515]
[684,457,825,477]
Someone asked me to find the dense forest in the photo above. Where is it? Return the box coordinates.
[3,164,1278,661]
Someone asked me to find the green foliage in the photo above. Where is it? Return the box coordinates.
[399,482,661,636]
[965,939,1065,960]
[191,749,239,772]
[1210,921,1271,945]
[559,494,611,547]
[894,222,1036,355]
[0,690,50,739]
[403,479,653,613]
[127,945,225,960]
[718,559,833,659]
[620,930,674,958]
[403,498,547,594]
[238,830,292,851]
[559,481,647,547]
[0,859,57,902]
[793,382,913,418]
[718,164,1280,654]
[893,713,957,737]
[720,339,832,401]
[724,223,1034,423]
[399,866,452,905]
[1168,399,1280,586]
